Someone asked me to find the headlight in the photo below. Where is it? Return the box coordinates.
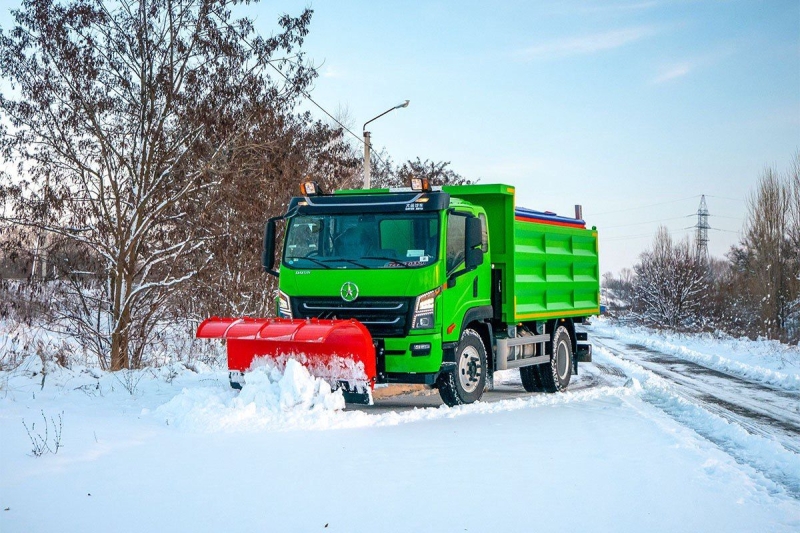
[411,287,441,329]
[277,291,292,318]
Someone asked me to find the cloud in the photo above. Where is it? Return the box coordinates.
[653,63,692,84]
[518,26,659,61]
[651,48,734,84]
[578,2,660,14]
[322,66,343,79]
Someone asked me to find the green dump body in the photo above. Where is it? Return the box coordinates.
[445,184,600,324]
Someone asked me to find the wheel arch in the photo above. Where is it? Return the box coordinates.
[461,306,494,370]
[546,318,576,352]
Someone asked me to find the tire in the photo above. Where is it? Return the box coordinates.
[519,365,545,392]
[438,329,487,406]
[539,325,572,393]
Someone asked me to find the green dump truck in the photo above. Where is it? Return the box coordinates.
[198,180,599,406]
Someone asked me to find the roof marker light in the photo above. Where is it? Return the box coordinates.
[300,181,324,196]
[409,177,431,192]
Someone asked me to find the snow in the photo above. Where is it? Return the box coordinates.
[591,345,800,497]
[2,329,800,532]
[591,319,800,391]
[155,359,347,432]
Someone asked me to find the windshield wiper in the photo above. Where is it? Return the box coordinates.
[361,256,411,268]
[335,258,369,268]
[288,256,332,269]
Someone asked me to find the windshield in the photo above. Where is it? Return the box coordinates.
[283,213,440,269]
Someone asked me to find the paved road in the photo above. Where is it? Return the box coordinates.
[348,363,602,414]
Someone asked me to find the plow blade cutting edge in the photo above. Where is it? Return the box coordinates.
[196,317,376,404]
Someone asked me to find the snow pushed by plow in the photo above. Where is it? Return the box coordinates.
[155,359,347,432]
[151,357,636,433]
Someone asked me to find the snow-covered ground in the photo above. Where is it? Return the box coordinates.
[591,320,800,391]
[1,323,800,532]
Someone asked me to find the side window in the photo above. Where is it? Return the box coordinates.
[446,213,466,272]
[479,213,488,253]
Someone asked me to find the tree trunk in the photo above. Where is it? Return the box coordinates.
[110,268,133,371]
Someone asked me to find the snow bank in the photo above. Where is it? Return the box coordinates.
[154,359,346,432]
[591,320,800,391]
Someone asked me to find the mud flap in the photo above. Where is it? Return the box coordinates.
[575,343,592,363]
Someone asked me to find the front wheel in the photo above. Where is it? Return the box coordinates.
[438,329,487,406]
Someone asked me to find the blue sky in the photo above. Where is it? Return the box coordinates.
[253,0,799,274]
[1,1,797,274]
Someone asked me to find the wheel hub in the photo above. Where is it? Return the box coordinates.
[556,340,569,380]
[458,345,482,393]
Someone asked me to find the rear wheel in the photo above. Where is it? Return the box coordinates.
[519,365,545,392]
[540,325,572,392]
[438,329,487,406]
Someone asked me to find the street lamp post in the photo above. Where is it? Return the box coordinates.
[363,100,409,189]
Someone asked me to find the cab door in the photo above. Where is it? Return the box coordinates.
[440,209,491,344]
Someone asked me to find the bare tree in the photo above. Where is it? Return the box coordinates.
[602,268,635,316]
[181,113,361,320]
[732,167,793,341]
[786,153,800,341]
[632,227,707,329]
[0,0,315,369]
[369,155,473,189]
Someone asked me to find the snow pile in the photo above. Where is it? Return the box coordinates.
[154,359,346,432]
[245,352,371,387]
[242,358,346,411]
[591,320,800,391]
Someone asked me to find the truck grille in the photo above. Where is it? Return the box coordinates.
[291,297,413,338]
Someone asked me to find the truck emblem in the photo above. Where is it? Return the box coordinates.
[340,281,359,302]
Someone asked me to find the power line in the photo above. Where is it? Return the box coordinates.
[266,62,363,144]
[265,61,394,169]
[228,23,367,148]
[709,214,743,220]
[706,194,744,202]
[602,214,693,230]
[602,227,694,242]
[586,195,701,217]
[236,33,391,169]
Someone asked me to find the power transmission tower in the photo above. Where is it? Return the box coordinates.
[695,195,709,261]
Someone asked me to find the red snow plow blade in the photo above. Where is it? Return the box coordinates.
[196,317,376,403]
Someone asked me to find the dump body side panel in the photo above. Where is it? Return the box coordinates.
[513,219,600,321]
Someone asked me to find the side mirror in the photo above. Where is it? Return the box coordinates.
[464,217,484,271]
[263,217,281,277]
[465,247,484,271]
[447,215,485,287]
[465,217,482,250]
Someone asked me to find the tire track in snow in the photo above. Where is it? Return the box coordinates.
[594,336,800,452]
[592,340,800,499]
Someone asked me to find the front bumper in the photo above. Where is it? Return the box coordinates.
[382,332,443,375]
